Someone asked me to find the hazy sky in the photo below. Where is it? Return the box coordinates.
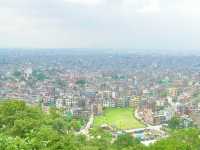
[0,0,200,50]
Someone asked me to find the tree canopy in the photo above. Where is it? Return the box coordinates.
[0,100,199,150]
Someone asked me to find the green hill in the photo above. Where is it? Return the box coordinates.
[0,100,199,150]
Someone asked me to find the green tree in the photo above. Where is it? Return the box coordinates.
[149,128,200,150]
[13,70,22,79]
[113,133,143,150]
[168,116,181,129]
[89,128,113,150]
[76,80,86,87]
[0,134,30,150]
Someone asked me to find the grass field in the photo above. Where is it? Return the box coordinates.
[93,108,144,130]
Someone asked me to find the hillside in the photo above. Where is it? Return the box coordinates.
[0,100,199,150]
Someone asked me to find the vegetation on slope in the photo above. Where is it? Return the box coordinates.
[0,100,199,150]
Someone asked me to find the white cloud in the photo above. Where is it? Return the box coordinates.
[64,0,102,6]
[0,0,200,50]
[136,0,161,14]
[175,0,200,15]
[120,0,161,16]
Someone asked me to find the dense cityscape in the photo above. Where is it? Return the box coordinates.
[1,49,200,149]
[1,0,200,148]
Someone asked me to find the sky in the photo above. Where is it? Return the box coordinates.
[0,0,200,51]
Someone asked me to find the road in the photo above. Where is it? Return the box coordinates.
[125,125,163,133]
[134,109,142,120]
[78,113,94,135]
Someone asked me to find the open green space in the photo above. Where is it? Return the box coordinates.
[93,108,145,130]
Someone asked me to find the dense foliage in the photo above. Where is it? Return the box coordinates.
[0,100,199,150]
